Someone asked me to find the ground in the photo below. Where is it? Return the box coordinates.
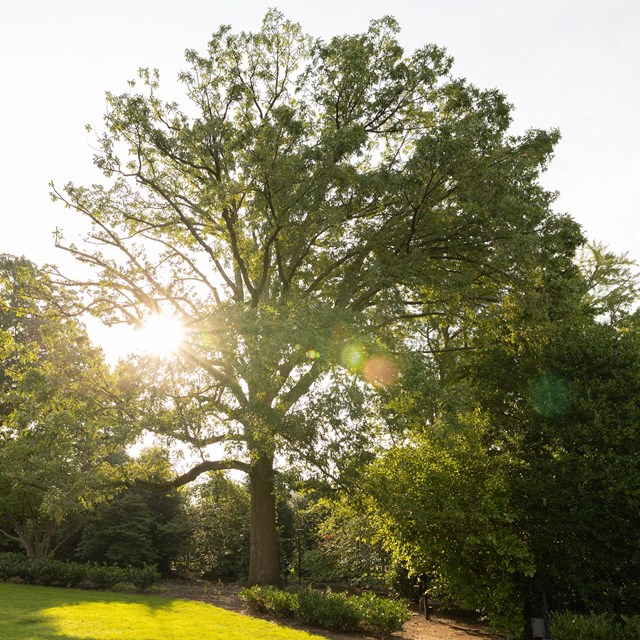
[154,579,501,640]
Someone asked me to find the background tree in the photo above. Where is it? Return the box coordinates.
[0,255,128,558]
[51,11,581,584]
[293,494,390,587]
[177,472,251,579]
[360,246,640,635]
[76,449,189,572]
[465,248,640,616]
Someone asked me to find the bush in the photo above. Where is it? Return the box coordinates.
[126,563,161,591]
[240,585,299,617]
[57,561,86,587]
[0,552,160,591]
[0,552,28,581]
[240,585,409,638]
[30,558,68,586]
[0,553,85,587]
[350,591,410,638]
[550,612,640,640]
[295,587,361,633]
[85,563,128,589]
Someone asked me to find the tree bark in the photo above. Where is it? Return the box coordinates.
[247,453,281,585]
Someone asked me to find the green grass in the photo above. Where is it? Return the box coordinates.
[0,583,328,640]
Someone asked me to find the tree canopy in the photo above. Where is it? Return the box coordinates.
[51,10,582,584]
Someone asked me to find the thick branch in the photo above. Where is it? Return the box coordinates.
[137,459,251,492]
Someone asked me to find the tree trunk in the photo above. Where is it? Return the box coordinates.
[247,453,281,585]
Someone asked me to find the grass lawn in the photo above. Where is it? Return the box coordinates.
[0,583,328,640]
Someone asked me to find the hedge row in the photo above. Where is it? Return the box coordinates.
[551,612,640,640]
[240,585,409,639]
[0,552,159,591]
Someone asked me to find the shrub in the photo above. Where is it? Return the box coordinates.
[240,585,409,638]
[295,587,360,633]
[0,553,160,591]
[550,612,640,640]
[126,563,161,591]
[85,563,128,589]
[350,591,410,638]
[30,558,66,586]
[56,561,86,588]
[239,585,269,612]
[241,585,299,617]
[27,558,84,587]
[0,552,28,581]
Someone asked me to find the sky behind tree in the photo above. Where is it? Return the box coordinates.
[0,0,638,356]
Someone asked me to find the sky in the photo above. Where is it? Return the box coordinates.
[1,0,639,356]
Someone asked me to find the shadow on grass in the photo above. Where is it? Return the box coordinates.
[0,582,327,640]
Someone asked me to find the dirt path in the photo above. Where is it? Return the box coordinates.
[154,580,500,640]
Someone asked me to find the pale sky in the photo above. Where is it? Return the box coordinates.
[1,0,638,357]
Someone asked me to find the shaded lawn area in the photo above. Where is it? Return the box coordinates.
[0,583,327,640]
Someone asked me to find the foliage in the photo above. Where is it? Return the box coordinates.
[294,587,362,632]
[293,495,389,586]
[350,591,412,639]
[77,492,161,568]
[0,553,29,582]
[550,612,640,640]
[359,244,640,635]
[0,552,160,591]
[51,9,580,583]
[84,563,129,589]
[464,254,640,615]
[76,465,189,573]
[364,419,534,638]
[0,583,328,640]
[177,472,250,579]
[29,557,85,588]
[0,255,129,558]
[240,585,299,617]
[126,563,161,591]
[240,585,409,638]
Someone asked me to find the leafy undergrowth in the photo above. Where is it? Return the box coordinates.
[0,552,160,591]
[551,611,640,640]
[241,584,410,638]
[0,582,327,640]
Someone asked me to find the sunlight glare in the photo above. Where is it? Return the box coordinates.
[137,314,185,357]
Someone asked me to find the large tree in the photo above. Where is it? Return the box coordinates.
[51,11,580,584]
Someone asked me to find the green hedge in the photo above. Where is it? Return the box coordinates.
[551,612,640,640]
[0,552,159,591]
[240,585,409,639]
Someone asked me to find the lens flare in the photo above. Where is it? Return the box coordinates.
[340,343,364,369]
[529,371,571,417]
[363,356,399,388]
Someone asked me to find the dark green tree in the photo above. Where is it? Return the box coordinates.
[76,485,188,572]
[466,262,640,615]
[362,246,640,635]
[51,11,580,584]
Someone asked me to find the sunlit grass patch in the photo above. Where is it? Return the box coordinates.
[0,583,327,640]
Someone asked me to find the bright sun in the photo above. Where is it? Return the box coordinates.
[136,314,186,357]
